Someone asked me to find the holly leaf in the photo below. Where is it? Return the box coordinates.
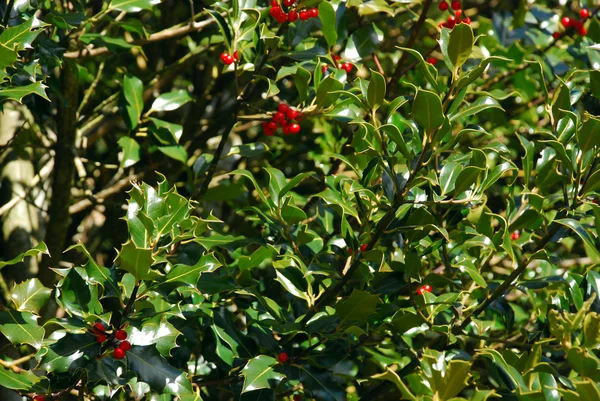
[335,290,379,327]
[0,310,45,349]
[127,346,193,394]
[109,0,162,12]
[240,355,285,393]
[116,240,157,281]
[10,278,52,314]
[150,90,193,112]
[0,242,49,270]
[0,366,42,390]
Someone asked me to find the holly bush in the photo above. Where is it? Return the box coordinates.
[2,0,600,400]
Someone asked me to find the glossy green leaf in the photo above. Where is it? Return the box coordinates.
[0,366,42,390]
[447,23,474,73]
[367,70,386,111]
[0,310,45,349]
[0,82,49,103]
[578,116,600,153]
[335,289,379,327]
[240,355,284,393]
[0,17,45,51]
[122,74,144,130]
[0,242,49,270]
[158,145,188,163]
[128,346,193,393]
[555,219,600,260]
[116,240,157,280]
[10,278,52,314]
[150,90,193,112]
[413,89,444,132]
[109,0,161,12]
[319,1,337,49]
[118,136,141,168]
[450,96,504,122]
[316,77,344,109]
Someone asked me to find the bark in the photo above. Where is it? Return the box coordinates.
[39,60,79,286]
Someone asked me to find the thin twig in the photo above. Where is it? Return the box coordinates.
[387,0,434,97]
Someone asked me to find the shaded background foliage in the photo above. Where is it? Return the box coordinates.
[2,0,600,400]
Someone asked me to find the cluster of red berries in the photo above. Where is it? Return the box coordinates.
[348,244,368,253]
[438,0,471,29]
[263,103,303,136]
[322,55,353,74]
[92,322,132,360]
[220,51,240,65]
[417,284,432,295]
[556,9,590,38]
[269,0,318,24]
[277,351,289,363]
[511,231,521,241]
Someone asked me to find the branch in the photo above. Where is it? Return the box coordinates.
[2,0,14,26]
[63,18,215,59]
[386,0,434,97]
[69,172,144,214]
[459,219,563,330]
[40,60,79,286]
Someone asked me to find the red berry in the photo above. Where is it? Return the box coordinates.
[293,396,302,401]
[270,6,280,17]
[511,231,520,240]
[360,244,368,252]
[33,396,45,401]
[299,10,309,20]
[271,0,278,6]
[283,124,291,135]
[96,334,107,343]
[439,1,449,11]
[276,12,287,23]
[455,9,462,18]
[427,57,438,66]
[309,8,319,18]
[463,17,471,24]
[278,103,290,113]
[267,121,277,131]
[451,0,460,11]
[341,63,353,73]
[120,340,132,351]
[233,51,239,61]
[321,65,328,74]
[263,123,275,136]
[286,109,299,120]
[288,123,301,134]
[572,19,583,30]
[277,352,289,363]
[417,285,432,295]
[333,54,341,61]
[580,9,590,19]
[220,53,234,65]
[579,26,587,36]
[288,10,298,22]
[115,330,128,340]
[552,31,561,39]
[561,17,571,28]
[296,112,304,121]
[283,0,294,6]
[93,322,105,333]
[113,347,126,359]
[446,15,456,28]
[273,111,286,125]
